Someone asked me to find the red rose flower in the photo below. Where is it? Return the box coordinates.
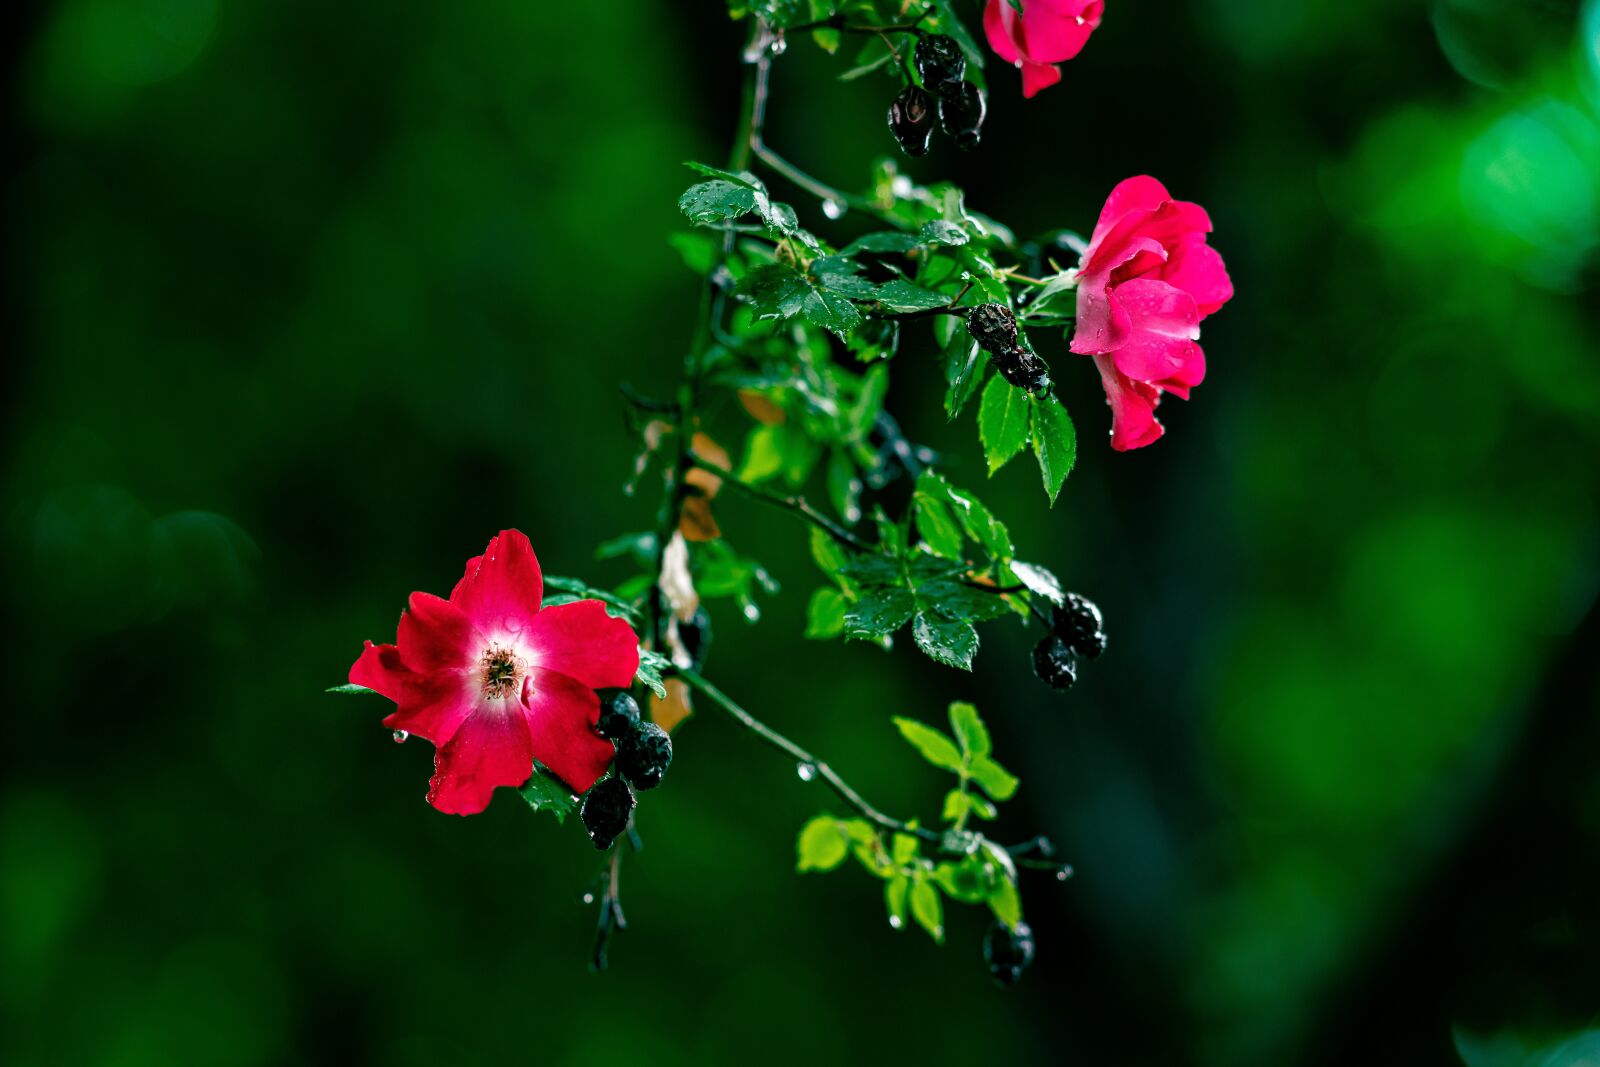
[1071,176,1233,451]
[350,530,638,815]
[983,0,1104,98]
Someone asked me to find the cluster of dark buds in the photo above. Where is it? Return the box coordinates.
[582,691,674,849]
[887,34,987,157]
[983,919,1036,986]
[966,303,1051,394]
[1032,593,1107,690]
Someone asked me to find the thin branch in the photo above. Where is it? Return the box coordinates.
[678,668,941,844]
[590,838,628,972]
[688,450,873,553]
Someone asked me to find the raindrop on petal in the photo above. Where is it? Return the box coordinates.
[392,729,409,744]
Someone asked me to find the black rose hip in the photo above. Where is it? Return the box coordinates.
[914,34,966,93]
[992,346,1052,394]
[595,690,641,740]
[937,81,986,150]
[983,920,1036,986]
[966,303,1019,354]
[580,776,635,850]
[616,721,673,790]
[1032,634,1078,690]
[888,86,935,157]
[1055,593,1107,659]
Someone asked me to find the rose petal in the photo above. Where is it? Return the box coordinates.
[1015,0,1102,63]
[1093,352,1166,452]
[1164,240,1234,318]
[523,668,615,794]
[448,529,544,640]
[1085,176,1172,254]
[1105,279,1202,384]
[426,702,535,815]
[397,592,480,672]
[524,599,641,690]
[1020,60,1064,98]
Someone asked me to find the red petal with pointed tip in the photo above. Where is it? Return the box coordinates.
[449,529,544,638]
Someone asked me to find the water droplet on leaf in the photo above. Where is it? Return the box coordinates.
[889,915,903,929]
[392,729,409,744]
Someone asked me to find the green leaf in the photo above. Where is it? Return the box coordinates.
[1009,561,1065,606]
[845,587,915,637]
[326,683,378,695]
[933,856,995,903]
[893,716,965,772]
[885,875,910,930]
[679,179,763,224]
[842,231,919,255]
[804,587,847,639]
[909,879,945,943]
[875,279,950,312]
[825,449,862,525]
[988,876,1023,927]
[949,701,991,757]
[736,262,861,338]
[809,525,851,579]
[912,612,978,670]
[1029,394,1077,504]
[918,219,969,247]
[667,230,720,274]
[969,754,1020,801]
[892,831,920,865]
[979,375,1030,475]
[850,364,890,437]
[634,647,670,699]
[913,488,964,560]
[943,333,986,420]
[519,764,578,824]
[796,816,852,872]
[943,788,996,822]
[811,255,878,299]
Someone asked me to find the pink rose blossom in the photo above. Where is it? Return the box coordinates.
[1071,176,1233,451]
[983,0,1103,98]
[350,530,637,815]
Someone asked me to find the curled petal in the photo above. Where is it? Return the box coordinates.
[449,529,544,640]
[1164,240,1234,318]
[1093,352,1166,452]
[426,702,535,816]
[1086,176,1173,252]
[524,599,641,690]
[1020,60,1063,98]
[523,669,614,794]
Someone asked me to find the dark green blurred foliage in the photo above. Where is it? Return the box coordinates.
[4,1,1598,1065]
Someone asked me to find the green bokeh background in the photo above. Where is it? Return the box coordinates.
[5,1,1599,1064]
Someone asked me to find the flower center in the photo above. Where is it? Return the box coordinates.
[479,644,525,699]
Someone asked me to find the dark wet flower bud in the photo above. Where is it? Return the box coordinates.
[888,86,935,157]
[596,690,641,741]
[966,303,1019,354]
[580,776,635,850]
[617,720,673,790]
[938,80,986,150]
[992,346,1052,394]
[1032,634,1078,690]
[678,606,712,669]
[914,34,966,94]
[983,920,1036,986]
[1054,593,1106,659]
